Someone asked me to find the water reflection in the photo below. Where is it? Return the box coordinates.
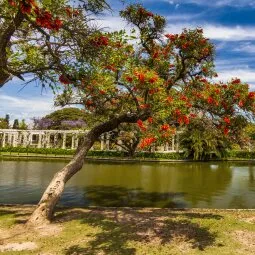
[0,159,255,208]
[83,185,185,208]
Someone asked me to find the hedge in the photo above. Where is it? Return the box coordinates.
[1,147,255,160]
[226,150,255,159]
[0,146,185,159]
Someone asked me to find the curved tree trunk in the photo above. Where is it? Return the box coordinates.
[26,135,94,226]
[26,112,150,226]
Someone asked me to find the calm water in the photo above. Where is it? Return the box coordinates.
[0,159,255,209]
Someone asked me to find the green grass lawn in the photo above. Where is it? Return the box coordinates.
[0,206,254,254]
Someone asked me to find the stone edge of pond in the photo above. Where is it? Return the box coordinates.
[1,153,255,163]
[1,204,255,212]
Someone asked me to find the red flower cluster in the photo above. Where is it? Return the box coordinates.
[248,92,255,99]
[166,96,173,103]
[139,137,157,149]
[65,7,80,18]
[59,74,72,85]
[148,88,159,95]
[175,109,181,116]
[160,124,170,132]
[105,64,116,72]
[148,117,153,123]
[231,78,241,84]
[140,104,150,109]
[85,100,93,107]
[125,76,133,83]
[20,0,35,14]
[35,9,63,31]
[8,0,17,7]
[207,96,214,104]
[223,116,231,125]
[178,115,190,125]
[165,34,178,41]
[137,119,146,131]
[135,72,145,83]
[148,76,158,84]
[138,7,154,17]
[238,100,244,107]
[91,35,109,47]
[224,127,229,135]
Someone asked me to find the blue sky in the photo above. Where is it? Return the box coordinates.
[1,0,255,123]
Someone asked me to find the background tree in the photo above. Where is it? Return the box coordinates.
[25,4,255,225]
[33,107,88,130]
[180,118,231,160]
[109,124,141,157]
[19,119,28,130]
[0,118,8,129]
[12,119,19,129]
[4,114,10,128]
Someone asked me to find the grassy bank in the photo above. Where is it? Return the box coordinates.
[0,205,255,254]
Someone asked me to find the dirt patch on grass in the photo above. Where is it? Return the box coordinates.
[233,230,255,251]
[241,217,255,224]
[33,223,62,237]
[0,241,37,252]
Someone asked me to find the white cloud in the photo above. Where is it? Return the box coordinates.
[162,0,255,7]
[166,23,255,41]
[96,13,255,42]
[92,16,129,32]
[216,69,255,89]
[233,42,255,53]
[0,94,58,123]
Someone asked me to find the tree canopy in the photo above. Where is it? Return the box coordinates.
[33,107,88,130]
[54,4,255,150]
[0,0,109,87]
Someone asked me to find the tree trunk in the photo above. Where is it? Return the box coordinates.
[26,112,150,226]
[0,10,24,87]
[26,136,94,226]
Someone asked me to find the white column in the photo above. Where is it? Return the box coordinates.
[100,136,104,150]
[62,133,66,149]
[164,142,169,152]
[176,133,180,152]
[12,132,18,147]
[106,133,110,150]
[75,136,79,148]
[7,133,12,146]
[117,139,123,151]
[71,134,75,149]
[28,132,33,147]
[18,132,22,146]
[2,133,6,147]
[54,133,58,148]
[38,134,42,148]
[172,136,175,151]
[46,133,50,148]
[23,133,28,147]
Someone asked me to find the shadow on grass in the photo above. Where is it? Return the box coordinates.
[0,207,32,224]
[57,185,223,255]
[61,209,221,255]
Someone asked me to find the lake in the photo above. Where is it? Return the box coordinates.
[0,159,255,209]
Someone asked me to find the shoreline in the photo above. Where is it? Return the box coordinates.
[1,204,255,211]
[1,152,255,163]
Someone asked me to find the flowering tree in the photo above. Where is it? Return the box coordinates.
[33,108,88,130]
[21,4,255,225]
[0,0,109,87]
